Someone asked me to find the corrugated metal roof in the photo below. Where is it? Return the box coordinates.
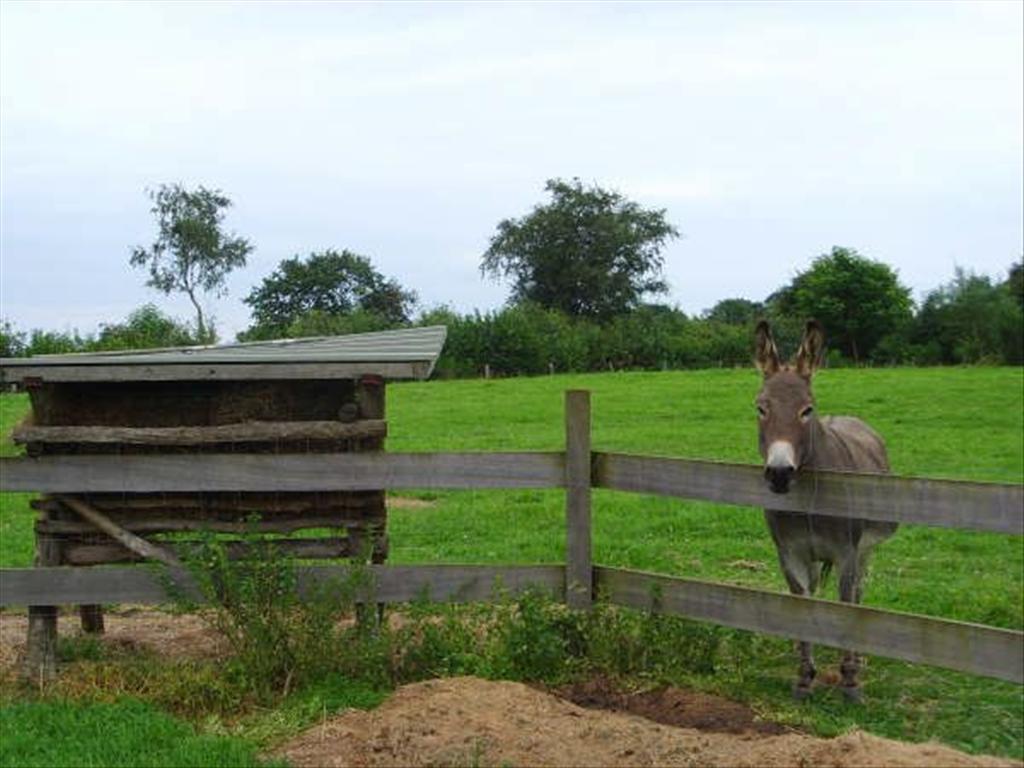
[0,326,447,381]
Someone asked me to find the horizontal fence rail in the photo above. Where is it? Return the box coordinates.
[0,564,567,608]
[4,450,1019,536]
[595,567,1023,685]
[595,453,1024,535]
[1,450,1020,532]
[1,562,1018,684]
[0,452,566,493]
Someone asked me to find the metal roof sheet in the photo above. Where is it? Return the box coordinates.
[0,326,447,382]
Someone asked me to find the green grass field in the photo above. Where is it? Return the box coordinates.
[1,367,1022,763]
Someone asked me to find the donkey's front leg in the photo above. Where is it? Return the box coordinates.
[779,556,817,699]
[837,558,865,702]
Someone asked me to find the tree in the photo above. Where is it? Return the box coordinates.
[1005,258,1024,310]
[242,249,417,337]
[773,247,913,363]
[131,184,253,342]
[481,178,679,321]
[701,298,764,326]
[914,268,1023,364]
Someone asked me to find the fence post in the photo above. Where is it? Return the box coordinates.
[565,390,592,610]
[21,527,60,683]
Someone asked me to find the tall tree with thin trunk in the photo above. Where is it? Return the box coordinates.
[131,184,252,342]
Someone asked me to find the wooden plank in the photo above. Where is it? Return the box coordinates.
[37,514,371,535]
[32,492,381,514]
[595,566,1023,684]
[594,453,1024,535]
[0,564,566,607]
[0,452,566,493]
[1,565,204,606]
[0,361,430,384]
[62,537,352,566]
[13,419,387,446]
[565,390,592,610]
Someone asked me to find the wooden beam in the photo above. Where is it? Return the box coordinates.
[32,492,381,514]
[4,451,1020,532]
[595,566,1023,684]
[37,514,371,536]
[13,419,387,446]
[594,453,1024,535]
[56,495,181,567]
[61,537,351,566]
[0,452,566,493]
[0,361,431,384]
[0,564,566,607]
[565,390,592,610]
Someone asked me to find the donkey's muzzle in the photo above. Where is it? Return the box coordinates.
[765,465,795,494]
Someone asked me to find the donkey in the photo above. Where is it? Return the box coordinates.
[754,320,897,702]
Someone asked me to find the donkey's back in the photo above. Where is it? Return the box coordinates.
[815,415,890,474]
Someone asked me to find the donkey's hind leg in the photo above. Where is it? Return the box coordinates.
[837,556,865,702]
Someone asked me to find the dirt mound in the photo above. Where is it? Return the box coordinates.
[276,676,1017,768]
[551,676,787,735]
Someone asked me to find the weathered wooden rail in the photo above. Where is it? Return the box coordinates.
[1,391,1021,683]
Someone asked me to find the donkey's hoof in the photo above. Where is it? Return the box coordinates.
[792,684,814,701]
[840,685,863,704]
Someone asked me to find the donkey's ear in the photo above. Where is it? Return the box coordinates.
[795,320,825,378]
[754,320,781,377]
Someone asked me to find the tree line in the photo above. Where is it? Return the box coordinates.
[2,179,1021,373]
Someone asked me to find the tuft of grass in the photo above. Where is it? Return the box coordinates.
[0,698,281,767]
[228,673,388,748]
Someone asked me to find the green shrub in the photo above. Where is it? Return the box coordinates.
[176,533,362,704]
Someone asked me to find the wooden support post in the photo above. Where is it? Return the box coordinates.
[22,526,60,683]
[79,605,105,634]
[355,375,387,627]
[565,390,592,611]
[357,375,386,424]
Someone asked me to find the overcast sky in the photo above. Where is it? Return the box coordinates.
[1,1,1021,341]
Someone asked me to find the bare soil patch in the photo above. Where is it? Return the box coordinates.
[0,607,226,682]
[387,495,436,510]
[276,676,1018,768]
[548,675,788,735]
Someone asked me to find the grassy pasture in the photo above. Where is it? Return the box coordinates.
[0,366,1022,761]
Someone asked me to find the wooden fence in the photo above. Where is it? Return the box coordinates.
[1,390,1021,684]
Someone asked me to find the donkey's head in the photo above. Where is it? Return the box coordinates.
[754,320,825,494]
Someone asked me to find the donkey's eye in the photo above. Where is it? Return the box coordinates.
[800,406,814,420]
[756,405,768,418]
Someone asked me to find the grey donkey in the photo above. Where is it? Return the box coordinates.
[755,319,897,702]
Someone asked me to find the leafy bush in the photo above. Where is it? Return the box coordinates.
[96,304,203,350]
[171,536,724,708]
[422,304,760,377]
[175,532,364,704]
[3,305,202,358]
